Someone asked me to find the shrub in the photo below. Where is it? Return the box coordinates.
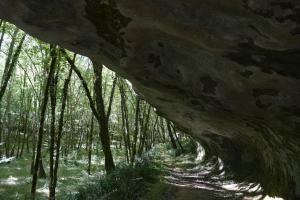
[65,159,160,200]
[181,138,198,155]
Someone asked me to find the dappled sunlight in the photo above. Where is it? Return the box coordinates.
[0,18,296,199]
[264,195,284,200]
[159,142,268,200]
[0,157,15,164]
[195,144,205,162]
[36,185,49,197]
[0,176,19,185]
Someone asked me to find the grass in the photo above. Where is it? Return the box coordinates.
[0,140,197,200]
[0,148,164,199]
[0,155,36,200]
[0,152,105,200]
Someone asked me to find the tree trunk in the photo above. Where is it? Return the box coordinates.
[87,114,94,174]
[172,124,185,152]
[131,96,140,163]
[0,21,6,51]
[52,64,73,197]
[93,64,116,172]
[118,79,131,163]
[167,121,178,150]
[49,55,58,200]
[38,158,47,178]
[31,45,57,198]
[62,50,116,173]
[0,31,26,101]
[138,105,151,156]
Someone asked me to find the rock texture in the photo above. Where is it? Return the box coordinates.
[0,0,299,198]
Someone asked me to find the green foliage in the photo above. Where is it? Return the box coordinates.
[165,138,197,156]
[181,139,198,155]
[65,159,161,200]
[0,21,190,199]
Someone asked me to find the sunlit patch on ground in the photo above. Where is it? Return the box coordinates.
[0,157,15,164]
[0,152,109,199]
[37,185,49,197]
[157,143,267,200]
[0,176,19,185]
[264,195,284,200]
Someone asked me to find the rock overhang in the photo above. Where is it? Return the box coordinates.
[0,0,299,198]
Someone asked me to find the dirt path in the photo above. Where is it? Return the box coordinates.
[164,164,238,199]
[142,146,264,200]
[169,186,226,200]
[160,153,261,200]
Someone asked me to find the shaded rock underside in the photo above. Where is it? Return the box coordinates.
[0,0,299,198]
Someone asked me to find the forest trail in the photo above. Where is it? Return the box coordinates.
[163,155,237,200]
[169,187,224,200]
[149,149,263,200]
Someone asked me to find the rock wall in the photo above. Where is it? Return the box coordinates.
[0,0,299,198]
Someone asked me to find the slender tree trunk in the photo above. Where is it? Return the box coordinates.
[61,50,99,121]
[62,50,116,172]
[38,159,47,178]
[93,64,116,172]
[120,99,129,162]
[0,32,26,101]
[131,96,140,163]
[160,118,166,143]
[52,65,73,196]
[0,21,6,51]
[20,92,31,157]
[16,71,27,158]
[30,98,38,174]
[20,110,28,158]
[4,79,12,157]
[87,114,94,174]
[119,79,131,162]
[172,124,184,152]
[167,121,178,150]
[49,58,58,200]
[31,45,57,198]
[138,105,151,156]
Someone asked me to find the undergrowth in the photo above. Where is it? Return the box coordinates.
[165,138,198,156]
[181,138,198,154]
[65,158,161,200]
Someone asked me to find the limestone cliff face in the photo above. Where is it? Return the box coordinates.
[1,0,299,198]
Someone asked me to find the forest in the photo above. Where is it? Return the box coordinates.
[0,21,283,200]
[0,20,190,200]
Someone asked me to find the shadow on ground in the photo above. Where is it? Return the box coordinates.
[143,145,274,200]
